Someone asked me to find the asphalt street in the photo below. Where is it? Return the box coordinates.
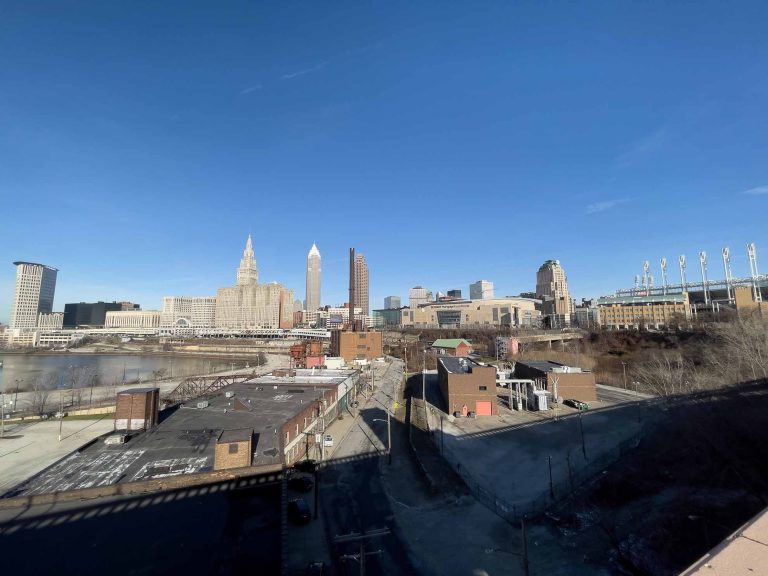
[318,358,418,576]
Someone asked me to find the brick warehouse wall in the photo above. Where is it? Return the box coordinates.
[114,389,159,431]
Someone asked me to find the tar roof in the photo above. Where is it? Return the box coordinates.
[516,360,567,372]
[440,356,483,374]
[218,428,253,443]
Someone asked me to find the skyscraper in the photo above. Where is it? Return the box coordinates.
[384,296,401,309]
[353,253,369,315]
[236,234,259,286]
[216,235,293,329]
[536,260,574,321]
[306,243,321,311]
[409,286,432,308]
[469,280,494,300]
[9,261,58,329]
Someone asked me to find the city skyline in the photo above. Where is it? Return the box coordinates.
[1,3,767,322]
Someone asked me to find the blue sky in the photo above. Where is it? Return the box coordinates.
[2,1,767,321]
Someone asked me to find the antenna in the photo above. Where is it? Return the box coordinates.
[699,251,710,305]
[679,255,687,293]
[660,258,668,295]
[748,243,762,302]
[722,247,733,303]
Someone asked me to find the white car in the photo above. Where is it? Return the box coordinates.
[323,435,334,447]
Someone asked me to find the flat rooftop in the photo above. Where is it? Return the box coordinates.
[8,372,346,497]
[440,356,486,374]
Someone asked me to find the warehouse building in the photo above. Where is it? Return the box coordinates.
[514,361,597,403]
[437,356,498,417]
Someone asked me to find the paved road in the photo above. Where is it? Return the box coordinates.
[319,358,418,575]
[596,383,653,404]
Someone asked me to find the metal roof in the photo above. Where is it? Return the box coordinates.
[432,338,471,349]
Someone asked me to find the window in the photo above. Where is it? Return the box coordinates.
[228,443,239,454]
[479,385,487,391]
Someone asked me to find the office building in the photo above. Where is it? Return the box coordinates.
[63,301,123,328]
[596,293,691,330]
[447,289,462,299]
[409,286,432,308]
[384,296,400,309]
[536,260,575,325]
[469,280,494,300]
[9,261,58,329]
[372,308,401,327]
[330,330,383,362]
[160,296,216,334]
[306,243,321,312]
[353,253,369,315]
[215,236,294,330]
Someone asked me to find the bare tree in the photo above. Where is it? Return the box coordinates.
[709,314,768,383]
[629,353,702,396]
[28,372,59,415]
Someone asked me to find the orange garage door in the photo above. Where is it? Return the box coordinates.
[476,401,492,416]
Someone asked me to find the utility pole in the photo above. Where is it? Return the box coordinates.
[335,527,391,576]
[521,518,530,576]
[621,362,627,389]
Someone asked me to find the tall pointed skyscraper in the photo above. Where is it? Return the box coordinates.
[354,253,369,315]
[306,243,321,312]
[236,234,259,286]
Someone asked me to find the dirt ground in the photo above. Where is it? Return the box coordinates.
[531,381,768,575]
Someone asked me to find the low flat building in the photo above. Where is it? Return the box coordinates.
[596,293,691,330]
[432,338,472,356]
[437,356,497,416]
[105,310,161,329]
[214,429,254,470]
[514,361,597,403]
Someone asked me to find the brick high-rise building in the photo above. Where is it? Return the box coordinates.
[353,253,369,315]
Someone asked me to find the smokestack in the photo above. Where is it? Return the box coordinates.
[349,247,355,332]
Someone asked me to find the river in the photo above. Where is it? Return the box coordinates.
[0,353,256,391]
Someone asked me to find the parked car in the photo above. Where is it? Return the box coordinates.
[288,498,312,524]
[563,399,590,411]
[323,434,334,447]
[288,475,314,492]
[294,459,318,473]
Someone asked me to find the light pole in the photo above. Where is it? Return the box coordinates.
[372,409,392,465]
[621,362,627,389]
[13,378,22,412]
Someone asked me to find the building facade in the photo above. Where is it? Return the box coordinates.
[37,312,64,330]
[105,310,162,329]
[353,253,369,315]
[400,297,539,328]
[596,293,691,330]
[514,361,597,403]
[306,243,321,312]
[469,280,494,300]
[215,236,294,330]
[437,356,498,416]
[384,296,400,309]
[409,286,432,308]
[63,301,123,328]
[536,260,574,325]
[160,296,217,334]
[9,261,58,329]
[330,330,383,362]
[447,289,462,298]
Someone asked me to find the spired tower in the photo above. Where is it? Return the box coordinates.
[236,234,259,286]
[306,243,321,312]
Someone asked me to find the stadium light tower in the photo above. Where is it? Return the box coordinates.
[722,247,733,303]
[748,243,762,302]
[660,258,668,295]
[699,251,710,305]
[679,255,687,293]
